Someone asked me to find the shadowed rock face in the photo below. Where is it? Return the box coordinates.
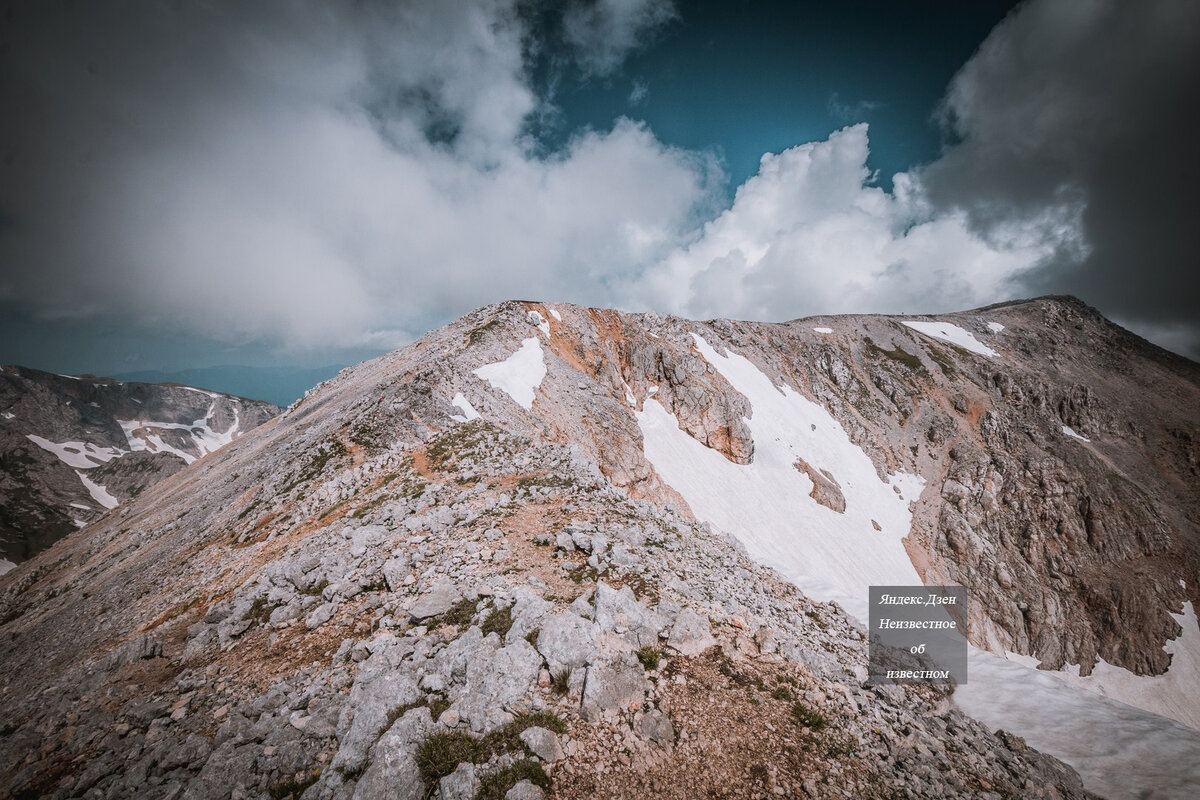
[0,296,1190,798]
[0,366,279,564]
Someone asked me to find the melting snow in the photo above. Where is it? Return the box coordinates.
[958,646,1200,800]
[624,384,637,406]
[76,471,118,509]
[987,321,1005,333]
[902,320,998,358]
[117,401,240,465]
[68,502,92,511]
[26,435,124,469]
[0,558,15,576]
[548,308,562,322]
[813,327,834,334]
[636,333,923,619]
[636,331,1200,799]
[528,310,551,337]
[998,603,1200,732]
[473,337,546,411]
[1062,425,1091,442]
[450,392,481,422]
[2,412,13,420]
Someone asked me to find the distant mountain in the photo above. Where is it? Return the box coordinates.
[114,364,349,409]
[1,297,1197,798]
[0,366,278,569]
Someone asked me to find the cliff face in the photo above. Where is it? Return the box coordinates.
[0,366,279,566]
[0,296,1194,799]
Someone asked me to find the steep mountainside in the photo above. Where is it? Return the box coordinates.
[0,297,1196,799]
[0,366,279,568]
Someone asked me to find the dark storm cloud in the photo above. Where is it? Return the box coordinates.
[921,0,1200,356]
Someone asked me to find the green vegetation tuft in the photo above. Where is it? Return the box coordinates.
[791,701,829,730]
[415,730,480,784]
[267,769,320,800]
[476,760,549,800]
[636,646,661,671]
[480,605,513,638]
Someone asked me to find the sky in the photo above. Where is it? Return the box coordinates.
[1,0,1198,380]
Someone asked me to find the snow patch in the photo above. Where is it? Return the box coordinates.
[957,646,1200,800]
[528,310,551,337]
[813,327,834,334]
[624,384,637,406]
[997,603,1200,732]
[68,502,92,511]
[0,558,15,576]
[1061,425,1091,442]
[901,320,998,357]
[548,308,562,322]
[117,401,241,465]
[2,411,13,420]
[986,321,1005,333]
[450,392,481,423]
[473,337,546,411]
[636,333,923,619]
[26,435,124,469]
[76,471,118,509]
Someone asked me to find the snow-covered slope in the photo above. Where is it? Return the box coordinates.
[0,365,278,564]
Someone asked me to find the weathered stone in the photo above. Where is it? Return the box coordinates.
[582,651,648,714]
[438,762,479,800]
[352,707,433,800]
[667,608,716,656]
[639,709,675,746]
[330,672,421,775]
[504,780,546,800]
[409,582,461,620]
[519,726,563,762]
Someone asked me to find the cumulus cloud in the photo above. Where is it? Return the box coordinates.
[631,124,1084,321]
[921,0,1200,354]
[0,0,714,351]
[562,0,677,77]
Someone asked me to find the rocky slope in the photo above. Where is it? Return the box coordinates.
[0,366,279,568]
[0,295,1194,799]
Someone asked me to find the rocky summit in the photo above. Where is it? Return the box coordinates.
[0,367,279,570]
[1,296,1197,799]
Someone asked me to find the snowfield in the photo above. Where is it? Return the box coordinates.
[473,337,547,411]
[450,392,481,422]
[1062,425,1091,442]
[901,320,998,357]
[637,334,923,620]
[636,332,1200,800]
[76,471,118,510]
[26,435,123,469]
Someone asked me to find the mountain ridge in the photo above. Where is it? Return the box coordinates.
[1,295,1196,798]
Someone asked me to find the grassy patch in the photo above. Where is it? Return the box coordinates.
[267,769,320,799]
[480,605,513,638]
[476,760,549,800]
[433,597,478,628]
[865,336,925,374]
[298,579,329,598]
[242,596,280,624]
[636,646,661,671]
[415,730,480,784]
[791,702,829,730]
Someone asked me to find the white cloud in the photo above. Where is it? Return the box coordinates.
[631,125,1085,321]
[1,0,715,352]
[562,0,677,77]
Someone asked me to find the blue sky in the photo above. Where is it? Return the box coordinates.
[0,0,1196,388]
